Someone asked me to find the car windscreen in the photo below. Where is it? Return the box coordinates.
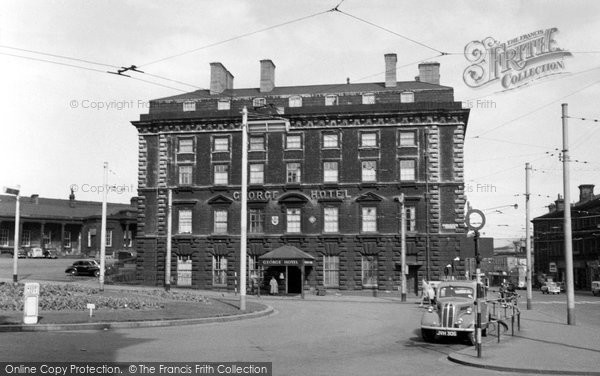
[438,286,474,299]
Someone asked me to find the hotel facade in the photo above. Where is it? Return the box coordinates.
[131,54,470,294]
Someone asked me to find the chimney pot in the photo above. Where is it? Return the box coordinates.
[384,53,397,88]
[578,184,595,203]
[260,59,276,93]
[555,194,565,212]
[31,194,39,204]
[418,62,440,85]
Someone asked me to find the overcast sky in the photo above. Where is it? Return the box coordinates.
[2,0,599,240]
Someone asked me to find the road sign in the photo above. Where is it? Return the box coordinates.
[466,209,486,231]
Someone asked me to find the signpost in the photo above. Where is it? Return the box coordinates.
[3,186,20,283]
[466,208,486,358]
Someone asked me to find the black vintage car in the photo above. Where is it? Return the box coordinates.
[65,260,101,277]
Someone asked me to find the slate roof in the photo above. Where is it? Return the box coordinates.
[0,195,133,221]
[533,196,600,220]
[153,80,452,102]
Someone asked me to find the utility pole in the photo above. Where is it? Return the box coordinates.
[99,162,108,291]
[424,129,430,280]
[399,194,407,302]
[525,162,533,310]
[165,188,172,291]
[12,187,21,283]
[239,106,248,311]
[562,103,575,325]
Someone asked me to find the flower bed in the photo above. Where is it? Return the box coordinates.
[0,282,210,311]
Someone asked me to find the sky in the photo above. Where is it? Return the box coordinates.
[1,0,600,240]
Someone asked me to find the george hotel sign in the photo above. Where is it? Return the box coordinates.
[233,189,351,201]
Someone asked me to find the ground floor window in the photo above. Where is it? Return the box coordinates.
[361,255,378,287]
[212,255,228,286]
[177,256,192,286]
[323,255,339,287]
[43,230,52,247]
[63,231,71,248]
[21,230,31,247]
[0,228,9,246]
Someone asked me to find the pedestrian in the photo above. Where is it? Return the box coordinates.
[269,276,279,295]
[420,279,429,306]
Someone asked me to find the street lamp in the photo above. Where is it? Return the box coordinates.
[240,106,289,311]
[453,256,460,279]
[3,186,20,283]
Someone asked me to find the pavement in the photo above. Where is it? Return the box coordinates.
[2,280,600,374]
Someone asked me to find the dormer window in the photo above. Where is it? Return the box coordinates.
[217,99,231,110]
[362,93,375,105]
[289,96,302,108]
[253,98,266,108]
[400,92,414,103]
[325,95,338,106]
[183,101,196,112]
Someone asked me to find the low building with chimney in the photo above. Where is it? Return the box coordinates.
[533,184,600,290]
[0,192,136,258]
[131,54,470,295]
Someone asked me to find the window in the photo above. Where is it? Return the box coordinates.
[362,93,375,105]
[362,207,377,232]
[249,136,265,151]
[212,255,228,286]
[214,209,228,234]
[405,207,416,232]
[183,101,196,112]
[178,138,194,154]
[286,208,301,233]
[217,99,231,110]
[286,163,301,183]
[289,96,302,107]
[361,160,377,182]
[178,209,192,234]
[324,207,339,233]
[213,137,229,152]
[105,230,112,247]
[323,161,338,183]
[362,256,378,287]
[247,255,261,284]
[323,255,339,287]
[87,231,92,248]
[360,132,378,148]
[21,230,31,247]
[401,91,415,103]
[400,160,416,181]
[325,95,338,106]
[323,133,339,148]
[0,228,8,246]
[286,135,302,149]
[249,164,264,184]
[253,98,266,107]
[214,164,229,185]
[63,231,71,248]
[124,230,133,248]
[178,165,193,185]
[249,209,265,233]
[399,131,416,146]
[43,231,52,247]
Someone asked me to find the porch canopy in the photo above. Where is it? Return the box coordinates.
[258,245,315,266]
[259,246,314,299]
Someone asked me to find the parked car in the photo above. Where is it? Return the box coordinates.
[541,281,560,294]
[17,249,28,258]
[43,249,59,259]
[27,247,45,258]
[65,260,101,277]
[420,280,488,345]
[592,281,600,296]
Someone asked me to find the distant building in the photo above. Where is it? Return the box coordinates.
[131,55,470,294]
[0,192,136,257]
[533,184,600,290]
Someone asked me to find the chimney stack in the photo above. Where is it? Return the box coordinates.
[210,62,234,95]
[417,62,440,85]
[31,194,39,204]
[548,203,556,212]
[260,59,276,93]
[384,53,397,88]
[555,194,564,212]
[578,184,595,203]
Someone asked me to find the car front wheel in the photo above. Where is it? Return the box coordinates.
[68,269,77,276]
[466,331,476,346]
[94,270,100,277]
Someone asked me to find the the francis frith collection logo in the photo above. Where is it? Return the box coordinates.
[463,28,572,90]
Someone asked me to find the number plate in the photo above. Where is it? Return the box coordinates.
[436,330,457,337]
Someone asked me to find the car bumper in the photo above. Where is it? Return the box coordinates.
[421,325,474,332]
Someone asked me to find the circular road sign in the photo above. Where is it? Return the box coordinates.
[466,209,486,231]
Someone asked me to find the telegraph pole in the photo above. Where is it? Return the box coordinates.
[99,162,108,291]
[399,194,407,302]
[240,106,248,311]
[165,188,172,291]
[525,162,533,310]
[562,103,575,325]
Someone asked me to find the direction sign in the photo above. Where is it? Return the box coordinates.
[466,209,486,231]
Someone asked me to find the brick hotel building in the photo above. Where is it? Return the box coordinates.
[131,54,470,294]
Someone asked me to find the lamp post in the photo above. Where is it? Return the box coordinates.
[99,162,108,291]
[4,186,20,283]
